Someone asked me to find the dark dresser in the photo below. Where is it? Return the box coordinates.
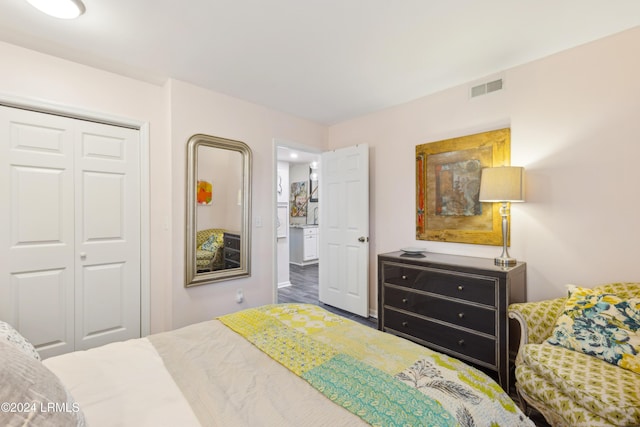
[223,232,241,269]
[377,251,526,391]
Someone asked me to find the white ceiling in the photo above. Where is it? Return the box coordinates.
[1,1,639,124]
[276,145,320,165]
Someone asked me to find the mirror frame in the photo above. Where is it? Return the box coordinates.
[185,134,252,287]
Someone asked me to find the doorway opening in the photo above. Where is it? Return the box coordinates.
[275,144,321,303]
[274,142,374,326]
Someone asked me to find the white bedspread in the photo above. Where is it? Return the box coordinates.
[43,338,201,427]
[43,319,368,427]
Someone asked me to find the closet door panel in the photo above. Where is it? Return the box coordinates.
[0,106,75,357]
[11,269,71,354]
[80,263,126,338]
[75,122,140,350]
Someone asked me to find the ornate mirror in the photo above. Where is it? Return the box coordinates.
[185,134,252,287]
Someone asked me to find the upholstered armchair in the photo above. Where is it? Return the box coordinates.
[509,282,640,427]
[195,228,225,271]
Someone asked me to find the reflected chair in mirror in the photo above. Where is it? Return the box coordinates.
[196,228,225,272]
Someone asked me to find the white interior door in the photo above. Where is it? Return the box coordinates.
[0,106,141,358]
[319,144,369,317]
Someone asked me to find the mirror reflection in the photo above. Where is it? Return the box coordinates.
[186,134,251,287]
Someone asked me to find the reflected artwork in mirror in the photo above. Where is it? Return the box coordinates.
[185,134,252,287]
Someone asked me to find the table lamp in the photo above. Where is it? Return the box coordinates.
[478,166,525,267]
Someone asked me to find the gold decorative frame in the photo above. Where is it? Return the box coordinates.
[416,128,510,245]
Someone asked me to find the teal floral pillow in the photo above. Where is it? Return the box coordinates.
[200,232,223,252]
[547,286,640,374]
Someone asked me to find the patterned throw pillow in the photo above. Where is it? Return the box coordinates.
[547,286,640,374]
[0,321,40,361]
[200,232,223,252]
[0,340,86,426]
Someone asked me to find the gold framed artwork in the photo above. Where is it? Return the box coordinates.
[416,128,510,245]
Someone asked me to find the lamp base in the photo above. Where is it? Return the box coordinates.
[494,256,517,267]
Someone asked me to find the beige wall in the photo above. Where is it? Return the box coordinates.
[1,26,638,331]
[328,27,640,305]
[0,41,173,333]
[0,42,326,332]
[168,80,326,328]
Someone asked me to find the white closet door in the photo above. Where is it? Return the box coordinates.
[0,106,76,356]
[74,121,140,351]
[0,106,141,358]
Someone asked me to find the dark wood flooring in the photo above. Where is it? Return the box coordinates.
[277,263,377,328]
[278,263,550,427]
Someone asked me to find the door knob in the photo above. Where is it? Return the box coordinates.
[358,236,369,242]
[80,252,87,259]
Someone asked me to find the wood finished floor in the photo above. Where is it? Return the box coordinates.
[277,263,377,328]
[278,263,550,427]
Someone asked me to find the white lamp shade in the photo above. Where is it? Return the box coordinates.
[478,166,525,202]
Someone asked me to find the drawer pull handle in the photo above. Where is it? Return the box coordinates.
[458,312,464,319]
[402,298,408,304]
[457,285,464,291]
[402,321,408,327]
[401,275,407,280]
[458,339,465,346]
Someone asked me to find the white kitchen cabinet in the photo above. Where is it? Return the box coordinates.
[289,226,318,266]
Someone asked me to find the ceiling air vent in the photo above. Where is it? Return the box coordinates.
[470,78,503,98]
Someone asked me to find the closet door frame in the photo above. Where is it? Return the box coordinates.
[0,93,151,339]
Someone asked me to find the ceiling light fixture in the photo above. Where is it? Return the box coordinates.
[25,0,86,19]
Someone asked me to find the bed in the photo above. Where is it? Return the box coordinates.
[2,303,534,426]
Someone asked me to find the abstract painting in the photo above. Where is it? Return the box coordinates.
[416,128,510,245]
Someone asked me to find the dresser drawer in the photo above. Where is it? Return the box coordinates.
[384,309,496,366]
[224,248,240,262]
[382,264,497,307]
[224,234,240,250]
[384,286,496,335]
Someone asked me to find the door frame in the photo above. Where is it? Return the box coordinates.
[271,138,321,303]
[0,93,151,337]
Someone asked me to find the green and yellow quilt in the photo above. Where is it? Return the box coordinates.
[220,304,533,427]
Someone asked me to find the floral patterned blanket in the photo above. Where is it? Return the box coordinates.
[219,304,533,427]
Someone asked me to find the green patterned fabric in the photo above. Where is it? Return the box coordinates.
[509,298,566,345]
[510,282,640,426]
[547,286,640,374]
[220,308,454,427]
[305,354,456,427]
[518,342,640,426]
[220,304,533,427]
[200,232,223,252]
[195,228,225,270]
